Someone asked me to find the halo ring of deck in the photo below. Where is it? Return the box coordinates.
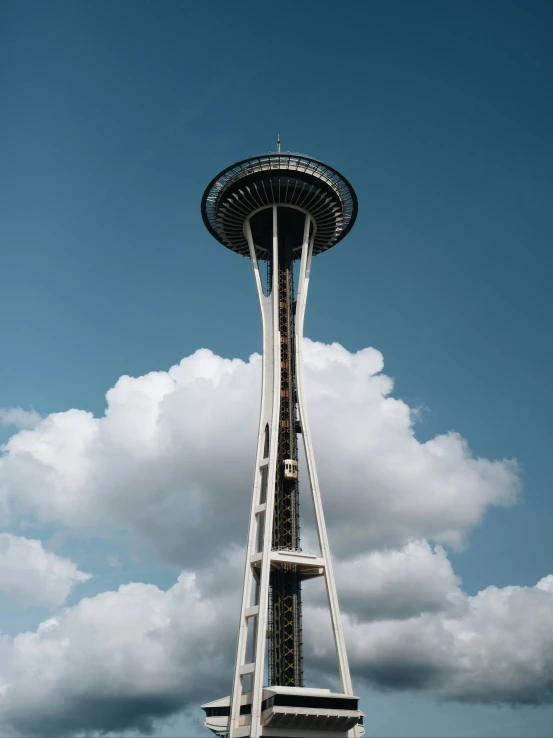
[201,153,358,258]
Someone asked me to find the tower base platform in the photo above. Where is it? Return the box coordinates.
[202,686,365,737]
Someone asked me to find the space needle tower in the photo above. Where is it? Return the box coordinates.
[200,143,363,738]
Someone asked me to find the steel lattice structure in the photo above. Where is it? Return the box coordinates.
[201,151,363,738]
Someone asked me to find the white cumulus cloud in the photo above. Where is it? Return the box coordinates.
[325,539,465,622]
[0,569,236,737]
[338,574,553,705]
[304,545,553,705]
[0,533,91,609]
[0,341,521,568]
[0,546,552,737]
[0,407,41,430]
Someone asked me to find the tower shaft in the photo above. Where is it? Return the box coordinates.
[269,246,303,687]
[200,152,362,738]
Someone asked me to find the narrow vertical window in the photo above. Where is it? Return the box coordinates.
[259,466,268,505]
[263,424,270,459]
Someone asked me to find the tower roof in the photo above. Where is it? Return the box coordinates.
[201,153,358,257]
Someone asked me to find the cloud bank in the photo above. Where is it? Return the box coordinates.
[0,572,235,736]
[0,341,520,565]
[0,340,545,737]
[306,542,553,705]
[0,545,552,736]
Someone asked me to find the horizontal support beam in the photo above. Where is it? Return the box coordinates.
[249,550,325,580]
[271,551,325,569]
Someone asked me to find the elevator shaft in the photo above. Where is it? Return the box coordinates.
[268,219,303,687]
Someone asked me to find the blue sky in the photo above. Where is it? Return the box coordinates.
[1,1,552,736]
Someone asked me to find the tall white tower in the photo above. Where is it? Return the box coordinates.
[200,152,362,738]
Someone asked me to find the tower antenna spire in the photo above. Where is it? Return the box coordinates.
[277,134,281,153]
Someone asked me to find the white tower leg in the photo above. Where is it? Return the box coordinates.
[295,226,360,738]
[229,207,281,738]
